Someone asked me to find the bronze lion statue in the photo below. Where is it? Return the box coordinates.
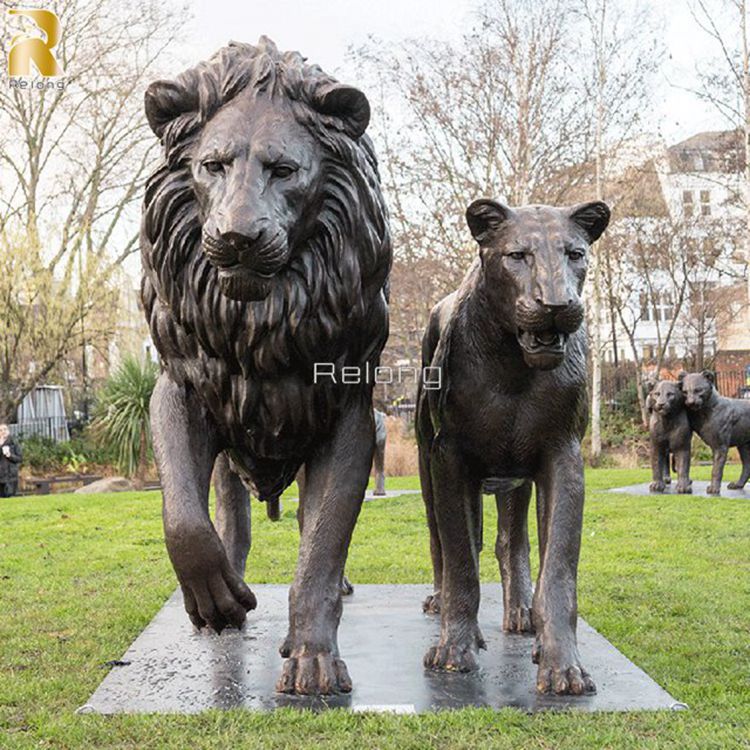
[141,37,391,695]
[416,199,609,695]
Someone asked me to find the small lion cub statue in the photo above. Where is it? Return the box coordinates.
[681,370,750,494]
[646,379,692,494]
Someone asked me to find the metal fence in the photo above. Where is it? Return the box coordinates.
[8,416,70,442]
[715,370,750,399]
[600,367,750,412]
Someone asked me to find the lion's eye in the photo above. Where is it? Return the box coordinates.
[567,249,585,260]
[271,164,297,179]
[203,160,225,175]
[508,251,526,261]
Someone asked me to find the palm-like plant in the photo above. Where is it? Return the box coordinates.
[93,355,158,485]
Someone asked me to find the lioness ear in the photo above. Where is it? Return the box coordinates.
[677,370,687,386]
[145,79,199,138]
[569,201,610,243]
[314,83,371,139]
[702,369,716,386]
[466,200,513,243]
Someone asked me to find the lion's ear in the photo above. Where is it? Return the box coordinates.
[677,370,687,386]
[145,79,199,138]
[702,369,716,386]
[569,201,610,243]
[466,200,513,243]
[314,83,371,139]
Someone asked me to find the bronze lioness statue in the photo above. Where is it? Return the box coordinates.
[141,37,391,695]
[416,199,609,695]
[646,379,692,494]
[681,370,750,494]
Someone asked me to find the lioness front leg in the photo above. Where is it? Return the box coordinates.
[532,442,595,695]
[276,398,374,695]
[496,481,534,633]
[423,437,485,672]
[152,376,257,632]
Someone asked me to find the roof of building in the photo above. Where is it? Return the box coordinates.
[667,129,744,174]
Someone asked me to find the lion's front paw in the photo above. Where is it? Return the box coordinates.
[503,604,534,634]
[423,627,486,673]
[649,480,665,493]
[422,591,441,614]
[171,525,257,633]
[707,483,721,495]
[536,660,596,695]
[676,481,692,494]
[276,651,352,695]
[727,481,745,490]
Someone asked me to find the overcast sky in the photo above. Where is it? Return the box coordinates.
[170,0,735,145]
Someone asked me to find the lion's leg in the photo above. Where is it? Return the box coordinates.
[423,436,484,673]
[276,398,374,695]
[152,375,256,632]
[417,394,442,614]
[296,465,353,599]
[532,441,595,696]
[213,452,251,577]
[495,481,534,633]
[728,443,750,489]
[649,439,666,493]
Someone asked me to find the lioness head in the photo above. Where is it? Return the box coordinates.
[144,38,372,302]
[466,200,610,370]
[679,370,716,411]
[648,380,685,416]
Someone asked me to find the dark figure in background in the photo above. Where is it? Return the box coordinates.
[373,409,387,496]
[416,198,610,696]
[0,424,22,498]
[646,380,692,494]
[680,370,750,494]
[141,38,391,695]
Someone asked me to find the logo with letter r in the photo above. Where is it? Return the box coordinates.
[7,9,64,77]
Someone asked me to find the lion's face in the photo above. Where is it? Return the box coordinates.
[466,200,610,370]
[192,92,324,301]
[650,380,684,416]
[681,371,715,410]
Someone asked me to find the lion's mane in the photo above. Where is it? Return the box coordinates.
[141,38,392,499]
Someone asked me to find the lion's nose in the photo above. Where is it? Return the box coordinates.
[535,297,573,311]
[220,227,265,251]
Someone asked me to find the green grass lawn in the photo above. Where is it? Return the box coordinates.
[1,467,748,749]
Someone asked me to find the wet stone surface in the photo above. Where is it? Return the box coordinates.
[84,584,679,714]
[609,480,750,499]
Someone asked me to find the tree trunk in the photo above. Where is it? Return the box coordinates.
[742,0,750,326]
[134,425,148,490]
[589,0,607,465]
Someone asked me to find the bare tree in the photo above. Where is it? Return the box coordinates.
[689,0,750,313]
[573,0,661,461]
[0,0,186,418]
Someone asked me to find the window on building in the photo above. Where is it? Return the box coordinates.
[642,344,655,361]
[640,292,651,321]
[668,345,676,359]
[682,190,694,217]
[656,292,673,322]
[700,189,711,216]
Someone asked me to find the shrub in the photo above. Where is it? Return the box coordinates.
[91,355,158,482]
